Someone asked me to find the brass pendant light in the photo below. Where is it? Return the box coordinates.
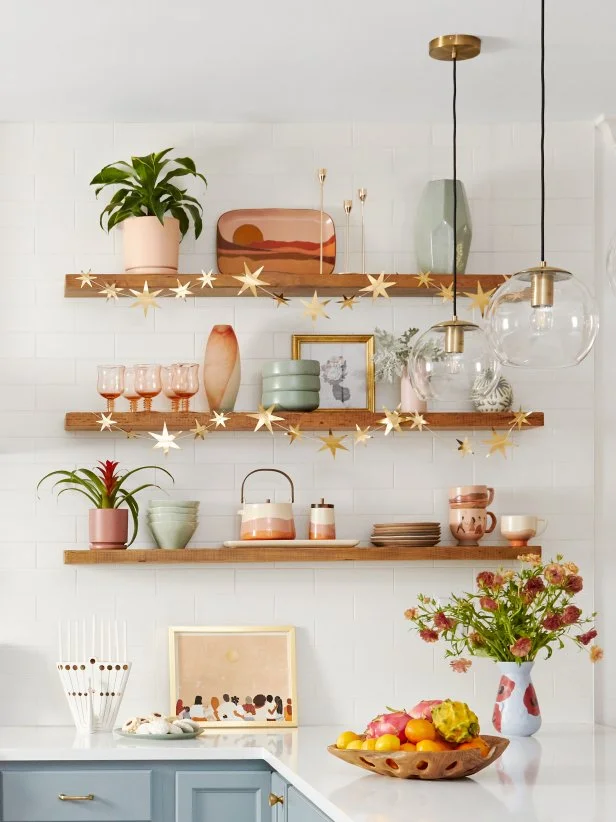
[409,35,500,403]
[485,0,598,368]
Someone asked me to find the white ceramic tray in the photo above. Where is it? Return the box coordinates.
[223,539,360,548]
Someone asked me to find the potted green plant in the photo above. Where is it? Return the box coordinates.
[37,460,173,550]
[90,148,207,274]
[373,327,426,412]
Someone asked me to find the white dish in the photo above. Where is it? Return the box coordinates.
[223,539,360,548]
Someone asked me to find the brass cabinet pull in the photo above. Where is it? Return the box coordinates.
[58,794,94,801]
[268,792,284,806]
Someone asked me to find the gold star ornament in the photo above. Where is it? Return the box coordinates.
[190,420,209,440]
[415,271,434,288]
[149,422,181,455]
[272,292,290,307]
[197,269,217,289]
[407,412,428,431]
[96,412,116,432]
[437,282,454,302]
[483,429,516,459]
[130,280,163,317]
[169,279,193,300]
[247,404,284,434]
[457,437,474,457]
[76,270,96,288]
[353,424,372,446]
[463,281,496,317]
[286,424,303,444]
[317,430,348,459]
[337,294,359,310]
[99,282,124,302]
[233,263,269,297]
[378,407,404,436]
[360,272,396,300]
[301,290,330,321]
[510,408,532,430]
[210,411,229,428]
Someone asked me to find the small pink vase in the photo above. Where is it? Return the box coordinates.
[122,216,180,274]
[89,509,128,550]
[400,366,427,413]
[203,325,241,411]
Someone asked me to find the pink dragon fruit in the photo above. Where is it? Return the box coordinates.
[409,699,443,720]
[364,709,412,742]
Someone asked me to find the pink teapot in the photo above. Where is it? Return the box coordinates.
[239,469,296,540]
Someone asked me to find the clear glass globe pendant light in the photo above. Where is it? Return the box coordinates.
[410,35,500,403]
[485,0,598,368]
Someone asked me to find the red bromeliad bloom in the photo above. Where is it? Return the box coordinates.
[419,628,439,643]
[561,605,582,626]
[434,611,455,631]
[97,460,120,496]
[541,612,563,631]
[476,571,495,589]
[480,596,498,612]
[577,628,598,646]
[510,637,532,658]
[565,575,584,594]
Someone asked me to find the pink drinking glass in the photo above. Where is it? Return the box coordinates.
[123,366,141,413]
[171,363,199,412]
[134,364,161,412]
[97,365,125,413]
[161,365,180,413]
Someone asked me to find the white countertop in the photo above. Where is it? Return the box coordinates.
[0,724,614,822]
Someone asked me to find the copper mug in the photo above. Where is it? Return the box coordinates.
[449,485,494,509]
[450,507,497,546]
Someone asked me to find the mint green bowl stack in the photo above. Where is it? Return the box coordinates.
[147,500,199,549]
[261,360,320,411]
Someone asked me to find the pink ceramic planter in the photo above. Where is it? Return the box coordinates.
[122,216,180,274]
[89,509,129,550]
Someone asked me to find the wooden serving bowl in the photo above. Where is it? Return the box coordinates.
[327,735,509,780]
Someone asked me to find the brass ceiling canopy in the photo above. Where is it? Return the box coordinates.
[429,34,481,62]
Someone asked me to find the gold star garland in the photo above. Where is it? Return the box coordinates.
[91,407,534,460]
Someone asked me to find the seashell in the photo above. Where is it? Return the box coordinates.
[149,718,172,735]
[135,723,152,735]
[173,719,197,733]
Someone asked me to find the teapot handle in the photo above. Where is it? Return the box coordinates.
[240,469,295,503]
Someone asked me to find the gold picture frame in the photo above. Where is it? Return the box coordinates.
[292,334,375,412]
[169,625,298,728]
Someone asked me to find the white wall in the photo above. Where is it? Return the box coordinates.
[0,120,596,729]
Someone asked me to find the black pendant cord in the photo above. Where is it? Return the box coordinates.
[452,54,458,318]
[540,0,545,262]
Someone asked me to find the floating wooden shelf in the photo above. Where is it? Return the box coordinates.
[64,545,541,565]
[65,272,507,299]
[65,410,544,433]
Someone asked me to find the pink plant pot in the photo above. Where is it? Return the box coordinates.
[89,509,129,550]
[122,216,180,274]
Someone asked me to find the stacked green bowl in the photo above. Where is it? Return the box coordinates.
[147,500,199,549]
[262,360,320,411]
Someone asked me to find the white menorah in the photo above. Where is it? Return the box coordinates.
[57,618,131,733]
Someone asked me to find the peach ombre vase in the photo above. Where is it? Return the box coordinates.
[203,325,241,411]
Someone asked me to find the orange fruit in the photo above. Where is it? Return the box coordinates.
[416,739,450,752]
[400,742,417,751]
[336,731,359,749]
[404,718,437,744]
[346,739,364,750]
[457,737,490,757]
[374,734,401,752]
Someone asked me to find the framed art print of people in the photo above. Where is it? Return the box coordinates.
[169,626,297,728]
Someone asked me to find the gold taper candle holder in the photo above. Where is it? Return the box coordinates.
[318,169,327,275]
[344,199,353,273]
[358,188,367,274]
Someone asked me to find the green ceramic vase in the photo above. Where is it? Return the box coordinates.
[415,179,472,275]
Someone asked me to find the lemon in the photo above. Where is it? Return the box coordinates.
[336,731,360,749]
[361,738,377,751]
[346,739,363,750]
[374,734,401,752]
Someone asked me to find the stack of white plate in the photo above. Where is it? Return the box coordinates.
[147,500,199,549]
[371,522,441,547]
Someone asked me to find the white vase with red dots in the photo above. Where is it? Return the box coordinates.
[493,661,541,737]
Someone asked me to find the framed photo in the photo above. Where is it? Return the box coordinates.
[292,334,375,411]
[169,626,297,728]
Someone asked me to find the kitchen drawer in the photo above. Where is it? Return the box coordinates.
[2,770,152,822]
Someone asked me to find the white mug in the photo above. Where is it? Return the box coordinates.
[500,515,547,547]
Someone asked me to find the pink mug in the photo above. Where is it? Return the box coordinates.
[449,485,494,509]
[450,507,497,546]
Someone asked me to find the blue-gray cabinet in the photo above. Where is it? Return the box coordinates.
[0,761,334,822]
[176,770,271,822]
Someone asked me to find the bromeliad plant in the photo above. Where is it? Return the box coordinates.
[37,460,173,546]
[90,148,207,238]
[404,554,603,670]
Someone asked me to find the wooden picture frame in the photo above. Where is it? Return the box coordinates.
[292,334,375,412]
[169,626,297,728]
